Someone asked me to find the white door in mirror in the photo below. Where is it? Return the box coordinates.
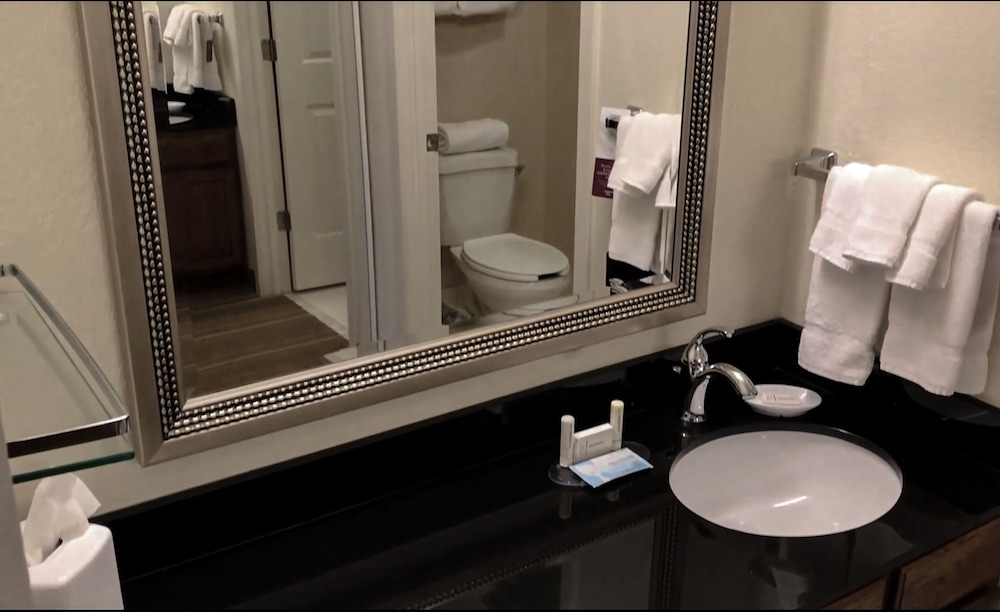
[744,384,822,417]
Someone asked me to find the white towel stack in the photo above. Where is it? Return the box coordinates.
[606,111,683,279]
[437,119,509,155]
[162,4,222,94]
[798,159,1000,397]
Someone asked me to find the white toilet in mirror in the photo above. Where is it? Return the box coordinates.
[440,147,573,315]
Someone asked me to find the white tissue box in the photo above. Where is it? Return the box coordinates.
[26,523,124,610]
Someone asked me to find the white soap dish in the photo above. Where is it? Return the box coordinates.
[744,384,822,418]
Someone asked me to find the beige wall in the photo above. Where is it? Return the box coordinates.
[435,2,580,259]
[778,1,1000,405]
[6,1,815,516]
[0,2,126,400]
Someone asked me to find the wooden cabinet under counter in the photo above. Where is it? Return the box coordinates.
[893,515,1000,610]
[155,126,247,278]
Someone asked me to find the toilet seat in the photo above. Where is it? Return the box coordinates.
[462,233,569,282]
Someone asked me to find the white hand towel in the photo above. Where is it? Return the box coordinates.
[808,163,872,273]
[879,202,998,396]
[435,1,458,16]
[189,11,223,92]
[438,119,509,155]
[607,112,677,195]
[886,184,982,290]
[608,116,662,272]
[161,4,194,47]
[653,114,683,209]
[454,1,518,16]
[162,4,196,94]
[797,256,891,386]
[142,11,165,91]
[843,164,940,268]
[955,227,1000,395]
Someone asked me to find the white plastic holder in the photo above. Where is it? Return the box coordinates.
[23,522,124,610]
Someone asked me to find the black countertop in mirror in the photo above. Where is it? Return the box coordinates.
[152,88,237,132]
[99,320,1000,609]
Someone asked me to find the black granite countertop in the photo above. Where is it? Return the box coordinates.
[99,320,1000,609]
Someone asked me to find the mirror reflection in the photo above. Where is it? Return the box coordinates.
[137,1,691,399]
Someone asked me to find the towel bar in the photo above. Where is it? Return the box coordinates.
[794,147,1000,229]
[606,105,644,130]
[197,13,224,25]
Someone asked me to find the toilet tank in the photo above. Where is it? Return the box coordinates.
[438,147,518,246]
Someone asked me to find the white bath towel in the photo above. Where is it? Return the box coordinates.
[608,116,662,272]
[887,184,982,290]
[808,163,873,273]
[607,112,677,196]
[162,4,196,93]
[880,202,998,396]
[438,119,509,155]
[162,6,222,94]
[189,11,223,92]
[142,11,165,91]
[653,114,683,209]
[843,164,940,268]
[797,256,891,386]
[454,1,518,16]
[435,1,458,16]
[955,226,1000,395]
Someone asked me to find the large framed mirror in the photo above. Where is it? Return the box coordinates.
[80,1,730,463]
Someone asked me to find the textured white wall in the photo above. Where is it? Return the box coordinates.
[8,1,816,515]
[0,2,126,398]
[779,1,1000,405]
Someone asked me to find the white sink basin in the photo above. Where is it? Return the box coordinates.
[669,427,902,537]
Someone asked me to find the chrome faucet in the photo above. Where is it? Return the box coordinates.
[676,328,757,424]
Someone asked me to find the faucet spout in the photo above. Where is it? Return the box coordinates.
[680,363,757,424]
[704,363,757,399]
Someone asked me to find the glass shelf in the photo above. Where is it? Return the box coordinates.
[0,265,132,483]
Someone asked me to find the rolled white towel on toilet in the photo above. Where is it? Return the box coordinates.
[438,119,509,155]
[454,1,517,16]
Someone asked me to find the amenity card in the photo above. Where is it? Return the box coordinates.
[569,447,653,488]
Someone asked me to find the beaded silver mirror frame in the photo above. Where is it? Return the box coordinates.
[80,1,730,464]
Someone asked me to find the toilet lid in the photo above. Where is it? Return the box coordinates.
[462,233,569,282]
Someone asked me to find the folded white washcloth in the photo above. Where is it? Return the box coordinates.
[887,184,982,290]
[843,164,940,268]
[797,256,891,386]
[653,114,683,209]
[142,11,165,91]
[879,202,998,396]
[435,1,458,16]
[189,11,223,92]
[454,1,518,16]
[438,119,509,155]
[808,163,873,272]
[608,116,662,272]
[955,226,1000,395]
[607,112,677,196]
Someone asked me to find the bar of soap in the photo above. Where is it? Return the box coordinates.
[570,448,652,488]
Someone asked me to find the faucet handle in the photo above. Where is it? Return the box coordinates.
[681,327,733,374]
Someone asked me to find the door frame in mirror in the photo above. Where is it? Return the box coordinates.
[80,1,730,465]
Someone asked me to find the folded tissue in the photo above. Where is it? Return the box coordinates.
[20,474,123,610]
